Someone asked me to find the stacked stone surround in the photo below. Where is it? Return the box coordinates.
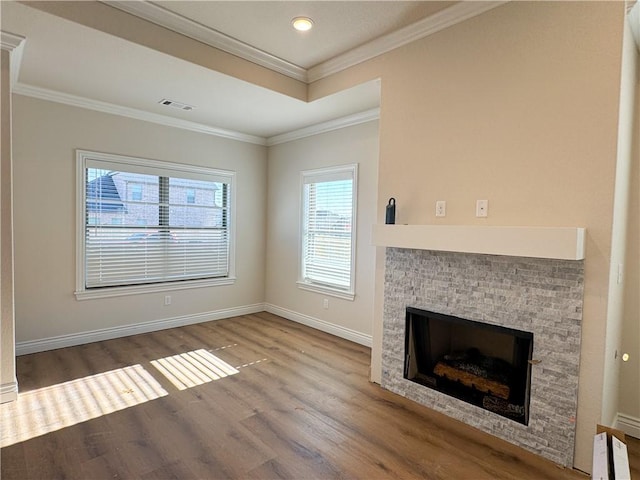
[381,248,584,467]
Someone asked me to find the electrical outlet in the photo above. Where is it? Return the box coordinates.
[164,295,172,306]
[435,200,446,217]
[323,298,329,309]
[476,200,488,217]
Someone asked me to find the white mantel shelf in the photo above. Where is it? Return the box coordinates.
[371,225,586,260]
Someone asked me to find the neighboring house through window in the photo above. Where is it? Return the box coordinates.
[75,150,236,299]
[298,164,357,300]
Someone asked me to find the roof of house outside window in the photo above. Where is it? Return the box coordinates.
[86,174,126,212]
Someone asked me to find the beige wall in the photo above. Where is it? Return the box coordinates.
[11,95,267,344]
[1,48,17,402]
[310,2,625,472]
[265,121,379,343]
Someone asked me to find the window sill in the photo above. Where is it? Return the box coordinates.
[75,276,236,300]
[296,281,355,301]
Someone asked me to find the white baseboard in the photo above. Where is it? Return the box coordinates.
[0,380,18,403]
[16,303,265,355]
[616,412,640,440]
[264,303,372,347]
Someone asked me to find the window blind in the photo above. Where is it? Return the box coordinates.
[301,165,356,293]
[83,160,231,289]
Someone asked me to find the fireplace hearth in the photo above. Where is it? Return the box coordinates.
[404,307,533,425]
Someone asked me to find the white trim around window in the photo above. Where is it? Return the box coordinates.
[75,150,236,300]
[297,163,358,301]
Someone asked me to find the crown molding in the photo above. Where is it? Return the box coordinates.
[308,1,507,83]
[103,1,505,84]
[104,1,307,82]
[12,83,376,147]
[267,108,379,146]
[13,83,267,146]
[1,31,26,87]
[1,31,25,51]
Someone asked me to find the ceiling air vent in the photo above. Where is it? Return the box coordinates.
[158,99,195,111]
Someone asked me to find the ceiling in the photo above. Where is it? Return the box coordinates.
[1,1,498,142]
[110,1,455,71]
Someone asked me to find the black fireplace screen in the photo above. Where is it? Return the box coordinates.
[404,307,533,425]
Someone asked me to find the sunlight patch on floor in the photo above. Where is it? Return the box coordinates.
[0,364,168,447]
[150,349,239,390]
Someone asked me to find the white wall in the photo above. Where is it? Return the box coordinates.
[265,121,379,345]
[11,95,267,349]
[1,48,17,402]
[619,13,640,437]
[602,9,639,429]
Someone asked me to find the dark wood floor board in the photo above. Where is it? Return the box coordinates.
[212,319,371,409]
[254,312,372,366]
[215,314,361,371]
[350,391,565,480]
[139,459,198,480]
[1,313,624,479]
[0,441,27,479]
[321,436,440,480]
[15,347,79,393]
[284,387,454,479]
[240,412,349,480]
[172,399,277,475]
[239,313,371,374]
[136,402,235,478]
[21,427,84,480]
[80,451,141,480]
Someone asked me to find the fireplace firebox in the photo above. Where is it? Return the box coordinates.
[404,307,533,425]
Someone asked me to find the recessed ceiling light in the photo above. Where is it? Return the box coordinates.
[292,16,313,32]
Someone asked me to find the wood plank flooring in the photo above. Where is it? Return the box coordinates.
[0,312,635,479]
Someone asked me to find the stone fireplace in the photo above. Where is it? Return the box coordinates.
[381,247,584,467]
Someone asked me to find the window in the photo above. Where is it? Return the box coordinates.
[75,150,235,299]
[130,183,142,201]
[299,164,357,300]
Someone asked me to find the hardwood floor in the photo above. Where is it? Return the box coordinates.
[0,312,633,479]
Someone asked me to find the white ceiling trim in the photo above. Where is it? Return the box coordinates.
[104,1,308,82]
[1,30,25,50]
[12,83,379,147]
[103,1,506,84]
[12,83,267,146]
[308,1,507,83]
[266,108,380,146]
[1,31,26,87]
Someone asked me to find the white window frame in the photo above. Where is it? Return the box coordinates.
[75,150,236,300]
[297,164,358,301]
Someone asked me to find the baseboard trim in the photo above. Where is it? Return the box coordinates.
[16,304,265,355]
[0,380,18,403]
[616,412,640,439]
[264,303,372,347]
